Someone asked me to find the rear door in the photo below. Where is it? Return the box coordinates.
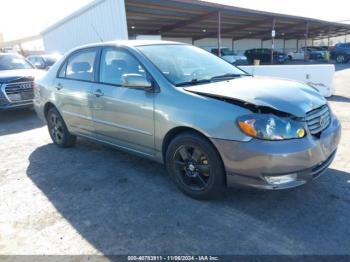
[53,48,98,135]
[90,47,155,156]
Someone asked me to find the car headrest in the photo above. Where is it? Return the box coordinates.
[72,62,91,73]
[111,59,127,70]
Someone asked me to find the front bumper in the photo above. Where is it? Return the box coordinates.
[0,100,33,110]
[0,85,33,110]
[211,115,341,189]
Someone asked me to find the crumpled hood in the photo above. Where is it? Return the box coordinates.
[184,76,327,117]
[0,69,45,83]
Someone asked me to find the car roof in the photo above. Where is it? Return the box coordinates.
[69,40,185,52]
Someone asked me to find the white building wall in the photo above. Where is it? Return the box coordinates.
[297,39,313,49]
[313,35,349,46]
[162,37,193,45]
[42,0,128,53]
[285,40,298,52]
[162,37,309,54]
[262,39,284,52]
[193,38,233,49]
[233,39,261,54]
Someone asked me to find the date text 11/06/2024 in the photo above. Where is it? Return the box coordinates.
[127,256,219,261]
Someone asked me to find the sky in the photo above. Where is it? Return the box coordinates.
[0,0,349,42]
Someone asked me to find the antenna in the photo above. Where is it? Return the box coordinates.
[91,24,103,42]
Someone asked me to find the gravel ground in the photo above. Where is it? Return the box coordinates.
[0,64,349,255]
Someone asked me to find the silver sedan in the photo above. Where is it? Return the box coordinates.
[34,41,341,199]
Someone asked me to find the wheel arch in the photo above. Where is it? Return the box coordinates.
[161,126,227,186]
[44,102,57,119]
[162,126,223,162]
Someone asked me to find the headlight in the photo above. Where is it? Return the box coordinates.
[237,114,306,140]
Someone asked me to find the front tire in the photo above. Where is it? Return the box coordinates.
[165,132,225,199]
[47,107,76,148]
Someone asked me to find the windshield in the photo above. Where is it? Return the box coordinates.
[0,54,34,70]
[43,56,58,66]
[137,44,247,86]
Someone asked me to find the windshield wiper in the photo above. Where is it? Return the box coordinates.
[175,78,211,87]
[175,73,252,87]
[210,73,250,80]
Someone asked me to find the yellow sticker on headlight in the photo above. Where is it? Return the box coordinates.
[297,128,305,138]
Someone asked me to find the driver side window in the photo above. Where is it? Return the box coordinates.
[99,48,145,86]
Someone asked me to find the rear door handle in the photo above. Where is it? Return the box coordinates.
[55,83,63,90]
[93,89,104,97]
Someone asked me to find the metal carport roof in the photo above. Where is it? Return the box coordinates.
[125,0,350,41]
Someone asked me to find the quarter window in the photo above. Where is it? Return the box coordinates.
[58,61,67,78]
[65,49,97,81]
[99,48,146,86]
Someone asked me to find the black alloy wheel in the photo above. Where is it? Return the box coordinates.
[173,144,211,191]
[47,107,76,147]
[166,132,225,199]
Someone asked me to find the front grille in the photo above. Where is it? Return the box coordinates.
[4,81,34,102]
[306,105,331,135]
[0,97,8,105]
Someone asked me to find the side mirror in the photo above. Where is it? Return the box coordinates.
[122,73,153,91]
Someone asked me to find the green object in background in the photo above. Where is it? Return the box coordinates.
[325,51,330,61]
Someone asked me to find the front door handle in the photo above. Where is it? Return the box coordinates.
[56,83,63,90]
[93,89,104,97]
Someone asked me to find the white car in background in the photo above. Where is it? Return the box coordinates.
[202,47,248,65]
[288,47,325,61]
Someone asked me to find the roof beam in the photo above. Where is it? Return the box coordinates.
[281,24,346,40]
[234,21,307,41]
[193,17,272,41]
[146,11,218,35]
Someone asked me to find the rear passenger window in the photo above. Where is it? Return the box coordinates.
[66,49,96,82]
[99,48,146,86]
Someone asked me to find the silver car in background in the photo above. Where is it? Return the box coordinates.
[34,41,341,199]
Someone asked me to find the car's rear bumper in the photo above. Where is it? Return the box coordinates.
[33,97,47,123]
[211,115,341,189]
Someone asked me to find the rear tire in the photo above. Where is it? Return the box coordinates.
[47,107,76,148]
[165,132,225,199]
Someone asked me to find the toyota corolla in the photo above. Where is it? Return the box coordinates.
[34,41,341,199]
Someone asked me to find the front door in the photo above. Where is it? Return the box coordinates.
[91,47,155,156]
